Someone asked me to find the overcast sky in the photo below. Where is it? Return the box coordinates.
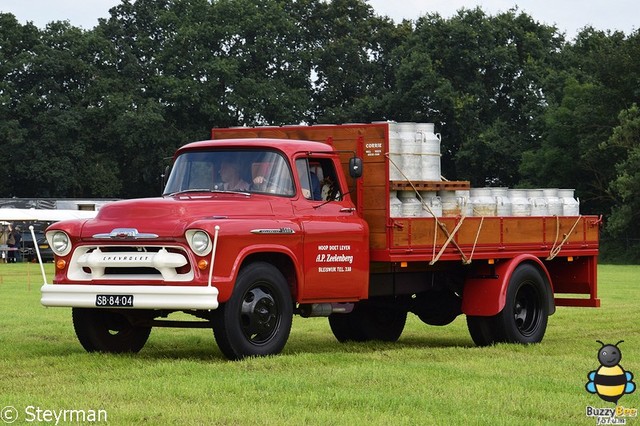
[0,0,637,39]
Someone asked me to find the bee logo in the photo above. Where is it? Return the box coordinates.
[586,340,636,404]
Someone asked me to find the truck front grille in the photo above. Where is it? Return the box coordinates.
[67,245,193,282]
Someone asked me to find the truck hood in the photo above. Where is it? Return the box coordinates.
[80,195,278,239]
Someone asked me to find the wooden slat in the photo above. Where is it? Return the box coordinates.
[457,217,502,245]
[369,232,387,250]
[503,217,544,244]
[362,210,387,235]
[391,181,470,191]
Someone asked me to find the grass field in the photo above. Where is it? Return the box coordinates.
[0,263,638,425]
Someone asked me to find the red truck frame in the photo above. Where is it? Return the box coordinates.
[39,123,600,360]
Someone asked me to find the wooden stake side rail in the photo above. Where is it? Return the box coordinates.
[370,215,601,308]
[370,215,600,263]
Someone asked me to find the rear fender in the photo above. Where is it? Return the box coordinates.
[461,254,555,316]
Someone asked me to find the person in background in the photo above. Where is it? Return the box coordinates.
[0,224,8,263]
[6,224,21,263]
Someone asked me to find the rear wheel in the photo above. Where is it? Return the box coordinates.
[329,302,407,343]
[466,315,497,346]
[466,263,549,346]
[493,264,549,343]
[72,308,151,353]
[212,262,293,360]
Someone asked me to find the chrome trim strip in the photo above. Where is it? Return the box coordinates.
[250,228,296,235]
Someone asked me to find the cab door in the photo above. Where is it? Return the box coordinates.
[293,157,369,302]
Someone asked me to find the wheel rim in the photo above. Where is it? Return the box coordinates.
[240,286,280,345]
[513,282,541,337]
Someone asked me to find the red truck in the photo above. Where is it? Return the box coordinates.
[40,123,600,360]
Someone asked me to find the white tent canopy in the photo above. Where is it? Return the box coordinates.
[0,208,97,222]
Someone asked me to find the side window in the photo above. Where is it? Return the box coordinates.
[297,158,342,201]
[295,158,318,200]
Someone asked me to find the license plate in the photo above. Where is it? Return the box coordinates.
[96,294,134,307]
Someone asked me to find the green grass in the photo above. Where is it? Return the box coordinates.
[0,263,638,425]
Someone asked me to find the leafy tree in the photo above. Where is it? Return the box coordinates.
[520,28,640,216]
[392,8,563,185]
[600,104,640,261]
[309,0,406,123]
[0,14,41,195]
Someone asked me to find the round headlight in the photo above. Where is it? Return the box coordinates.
[50,231,71,256]
[191,230,211,256]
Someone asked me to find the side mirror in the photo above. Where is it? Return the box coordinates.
[349,157,363,179]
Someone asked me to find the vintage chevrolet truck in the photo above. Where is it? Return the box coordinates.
[39,123,600,360]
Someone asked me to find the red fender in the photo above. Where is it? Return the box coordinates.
[461,254,555,317]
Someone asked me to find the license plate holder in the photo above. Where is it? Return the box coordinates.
[95,294,134,307]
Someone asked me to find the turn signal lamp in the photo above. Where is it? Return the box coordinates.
[488,259,495,265]
[400,261,408,268]
[197,259,209,270]
[56,259,66,270]
[567,256,574,262]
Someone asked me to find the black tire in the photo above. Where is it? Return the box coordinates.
[466,315,497,346]
[212,262,293,360]
[467,264,550,346]
[72,308,151,353]
[328,311,367,342]
[414,290,462,326]
[492,263,549,344]
[329,302,407,343]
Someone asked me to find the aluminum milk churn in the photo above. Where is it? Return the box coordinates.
[527,189,548,216]
[543,188,562,216]
[558,189,580,216]
[509,189,531,216]
[398,122,420,181]
[439,190,461,217]
[469,187,497,216]
[419,190,442,217]
[491,187,511,216]
[399,190,421,217]
[416,123,441,182]
[389,190,403,217]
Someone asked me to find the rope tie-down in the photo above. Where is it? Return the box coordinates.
[546,215,583,260]
[386,153,472,265]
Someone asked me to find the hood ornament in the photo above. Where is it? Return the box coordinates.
[93,228,159,240]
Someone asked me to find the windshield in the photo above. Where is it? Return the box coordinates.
[163,149,295,197]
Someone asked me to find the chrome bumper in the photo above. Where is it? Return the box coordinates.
[40,284,219,310]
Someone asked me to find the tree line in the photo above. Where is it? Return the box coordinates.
[1,0,639,261]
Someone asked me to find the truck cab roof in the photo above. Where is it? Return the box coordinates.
[176,138,335,158]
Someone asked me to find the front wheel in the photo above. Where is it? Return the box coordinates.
[212,262,293,360]
[72,308,151,353]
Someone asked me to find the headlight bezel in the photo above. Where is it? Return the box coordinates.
[49,231,72,256]
[186,229,212,256]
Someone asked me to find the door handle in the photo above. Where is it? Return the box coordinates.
[339,207,356,213]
